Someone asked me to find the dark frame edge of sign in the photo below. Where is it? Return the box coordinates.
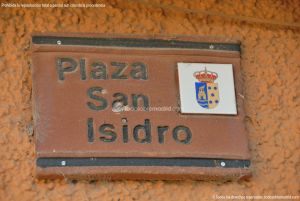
[31,36,241,52]
[37,157,250,169]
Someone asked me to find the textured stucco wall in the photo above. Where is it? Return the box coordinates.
[0,0,299,200]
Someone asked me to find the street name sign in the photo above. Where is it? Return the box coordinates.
[31,34,251,180]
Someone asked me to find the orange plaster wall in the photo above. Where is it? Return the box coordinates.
[0,0,299,200]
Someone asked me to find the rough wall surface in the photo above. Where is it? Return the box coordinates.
[0,0,299,200]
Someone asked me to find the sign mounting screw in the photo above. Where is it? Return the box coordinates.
[220,161,226,167]
[57,40,62,45]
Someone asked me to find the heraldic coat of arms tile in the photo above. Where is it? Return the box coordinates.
[178,63,237,115]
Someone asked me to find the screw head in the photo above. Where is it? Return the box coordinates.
[209,44,214,49]
[57,40,62,45]
[220,161,226,167]
[61,161,66,166]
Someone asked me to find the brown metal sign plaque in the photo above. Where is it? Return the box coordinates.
[32,34,251,180]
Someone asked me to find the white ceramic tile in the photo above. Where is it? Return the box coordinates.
[177,63,237,115]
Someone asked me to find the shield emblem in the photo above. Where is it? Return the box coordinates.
[194,68,219,109]
[195,82,219,109]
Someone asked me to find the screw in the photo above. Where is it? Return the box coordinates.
[57,40,62,45]
[61,161,66,166]
[209,44,214,49]
[220,161,226,167]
